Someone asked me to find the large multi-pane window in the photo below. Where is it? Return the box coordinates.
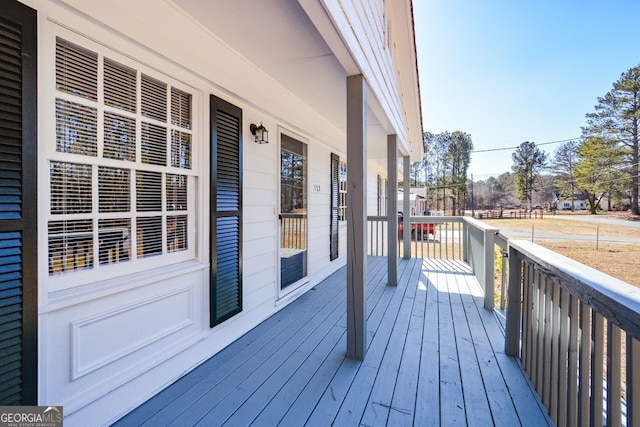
[49,37,195,280]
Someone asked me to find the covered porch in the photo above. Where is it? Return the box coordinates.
[115,255,551,426]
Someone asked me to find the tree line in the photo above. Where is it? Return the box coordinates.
[409,131,473,215]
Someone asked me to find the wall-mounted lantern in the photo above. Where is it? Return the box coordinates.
[250,122,268,144]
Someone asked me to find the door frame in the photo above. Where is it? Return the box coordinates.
[276,127,310,299]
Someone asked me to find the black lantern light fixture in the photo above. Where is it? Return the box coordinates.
[250,122,269,144]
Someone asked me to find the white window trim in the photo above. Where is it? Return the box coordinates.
[41,25,201,293]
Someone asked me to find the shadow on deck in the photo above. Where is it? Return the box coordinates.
[114,256,551,426]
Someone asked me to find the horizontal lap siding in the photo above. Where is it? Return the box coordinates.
[326,0,407,146]
[300,141,346,281]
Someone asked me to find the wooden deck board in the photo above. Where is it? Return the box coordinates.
[446,261,494,426]
[477,302,553,426]
[218,325,345,426]
[218,257,394,426]
[195,282,349,426]
[114,256,551,427]
[312,259,420,425]
[457,268,522,426]
[436,262,467,425]
[413,260,441,426]
[359,259,423,426]
[252,325,346,426]
[387,260,429,426]
[361,256,408,344]
[273,258,395,426]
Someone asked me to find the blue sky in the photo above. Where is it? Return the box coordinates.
[413,1,640,180]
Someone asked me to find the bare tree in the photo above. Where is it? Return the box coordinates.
[551,140,579,210]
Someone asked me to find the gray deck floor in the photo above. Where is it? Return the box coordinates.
[114,257,552,426]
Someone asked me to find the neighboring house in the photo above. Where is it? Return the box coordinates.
[1,0,423,425]
[397,190,426,215]
[598,196,628,211]
[556,199,587,211]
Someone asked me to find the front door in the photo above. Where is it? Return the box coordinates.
[279,134,307,290]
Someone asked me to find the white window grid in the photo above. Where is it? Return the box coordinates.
[47,36,198,287]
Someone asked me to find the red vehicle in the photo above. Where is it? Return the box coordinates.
[397,212,435,238]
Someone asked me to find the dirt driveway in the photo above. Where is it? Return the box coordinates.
[552,212,640,229]
[487,212,640,244]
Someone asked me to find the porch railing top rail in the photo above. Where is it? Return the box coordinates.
[410,215,464,224]
[368,215,501,228]
[368,215,466,224]
[509,238,640,341]
[461,216,499,231]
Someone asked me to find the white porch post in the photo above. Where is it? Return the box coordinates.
[402,155,411,259]
[387,135,398,286]
[346,74,367,360]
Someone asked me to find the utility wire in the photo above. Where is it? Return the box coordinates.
[470,137,582,154]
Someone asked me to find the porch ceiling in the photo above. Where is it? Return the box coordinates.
[172,0,391,159]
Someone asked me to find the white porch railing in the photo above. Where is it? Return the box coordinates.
[366,215,499,309]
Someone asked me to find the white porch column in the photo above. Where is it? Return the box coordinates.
[402,155,411,259]
[346,74,367,360]
[387,135,398,286]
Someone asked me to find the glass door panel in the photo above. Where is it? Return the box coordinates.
[280,134,307,289]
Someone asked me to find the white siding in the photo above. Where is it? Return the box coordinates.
[308,142,346,280]
[367,160,388,216]
[323,0,408,150]
[243,116,278,311]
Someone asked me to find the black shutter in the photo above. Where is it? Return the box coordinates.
[0,0,37,405]
[330,153,339,261]
[210,95,242,327]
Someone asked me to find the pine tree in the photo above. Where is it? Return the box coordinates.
[583,65,640,215]
[446,131,473,215]
[424,131,473,214]
[574,136,626,214]
[511,141,547,208]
